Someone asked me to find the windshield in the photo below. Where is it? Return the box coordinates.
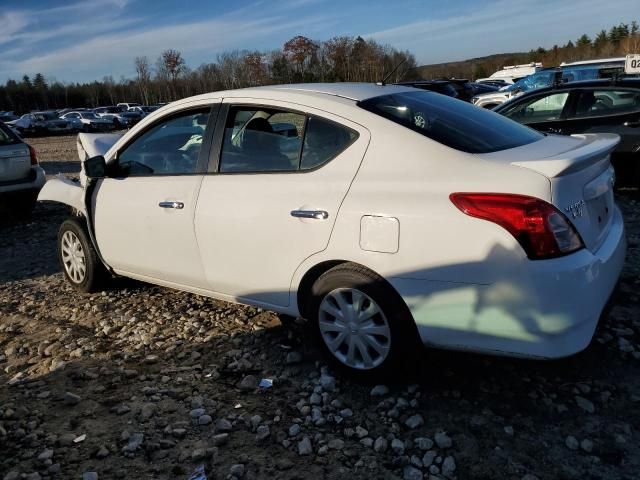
[358,91,542,154]
[80,113,99,119]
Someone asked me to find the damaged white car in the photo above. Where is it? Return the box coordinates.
[38,83,626,376]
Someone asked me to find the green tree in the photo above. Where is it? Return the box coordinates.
[576,34,592,47]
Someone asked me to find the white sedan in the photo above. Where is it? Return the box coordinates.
[38,83,626,376]
[60,111,115,132]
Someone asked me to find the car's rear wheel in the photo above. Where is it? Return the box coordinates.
[58,217,107,292]
[307,263,420,379]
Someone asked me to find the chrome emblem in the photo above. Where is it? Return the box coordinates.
[565,200,586,219]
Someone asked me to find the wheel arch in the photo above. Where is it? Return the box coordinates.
[37,175,87,215]
[296,260,416,330]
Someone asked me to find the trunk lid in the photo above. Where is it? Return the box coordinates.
[0,143,31,183]
[480,133,620,252]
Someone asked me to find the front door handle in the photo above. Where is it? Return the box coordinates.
[623,121,640,128]
[159,201,184,209]
[290,209,329,220]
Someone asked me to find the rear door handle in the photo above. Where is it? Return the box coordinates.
[290,209,329,220]
[159,201,184,209]
[623,121,640,128]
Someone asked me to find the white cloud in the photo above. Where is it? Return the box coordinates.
[365,0,640,64]
[0,11,335,82]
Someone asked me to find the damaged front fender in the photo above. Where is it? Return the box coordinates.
[37,174,86,215]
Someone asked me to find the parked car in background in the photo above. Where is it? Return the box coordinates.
[475,79,512,88]
[472,58,628,109]
[128,105,159,117]
[0,122,45,216]
[93,107,137,128]
[494,78,640,187]
[6,111,73,136]
[119,111,144,127]
[0,111,18,123]
[39,83,625,376]
[60,111,116,132]
[477,62,544,84]
[117,102,141,111]
[396,79,498,102]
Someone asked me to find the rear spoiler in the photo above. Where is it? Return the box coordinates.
[511,133,620,177]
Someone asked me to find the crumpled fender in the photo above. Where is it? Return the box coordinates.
[37,174,86,215]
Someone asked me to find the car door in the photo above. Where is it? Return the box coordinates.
[499,90,576,134]
[562,88,640,149]
[563,87,640,186]
[93,101,220,288]
[194,99,370,308]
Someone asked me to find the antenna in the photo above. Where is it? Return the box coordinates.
[377,58,407,86]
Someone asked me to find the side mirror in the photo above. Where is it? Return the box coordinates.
[83,155,106,179]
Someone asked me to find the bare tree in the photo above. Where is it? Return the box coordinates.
[134,56,151,104]
[158,49,186,100]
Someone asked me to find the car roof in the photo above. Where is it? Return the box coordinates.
[262,83,418,101]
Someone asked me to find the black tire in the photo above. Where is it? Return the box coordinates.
[306,263,422,380]
[57,217,107,293]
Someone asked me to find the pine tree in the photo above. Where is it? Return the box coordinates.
[576,34,592,47]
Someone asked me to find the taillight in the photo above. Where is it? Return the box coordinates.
[450,193,584,260]
[28,144,38,165]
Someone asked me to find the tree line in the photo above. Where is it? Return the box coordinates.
[2,20,639,115]
[0,36,416,114]
[412,20,640,80]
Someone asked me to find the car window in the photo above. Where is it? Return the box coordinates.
[219,107,358,173]
[117,108,210,176]
[0,123,19,145]
[300,117,358,170]
[500,92,570,124]
[359,91,542,153]
[572,89,640,118]
[219,107,304,173]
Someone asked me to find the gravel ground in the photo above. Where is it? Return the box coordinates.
[1,135,640,480]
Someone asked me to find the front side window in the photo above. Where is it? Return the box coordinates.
[117,108,210,176]
[501,92,570,124]
[359,91,542,153]
[572,89,640,118]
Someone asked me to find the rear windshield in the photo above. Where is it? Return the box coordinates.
[0,123,20,145]
[358,91,543,153]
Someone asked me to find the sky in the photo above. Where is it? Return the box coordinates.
[0,0,637,83]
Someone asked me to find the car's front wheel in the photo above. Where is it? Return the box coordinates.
[307,263,421,378]
[58,217,107,292]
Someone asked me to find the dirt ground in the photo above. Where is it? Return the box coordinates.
[1,134,639,480]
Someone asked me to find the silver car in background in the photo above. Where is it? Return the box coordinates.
[0,123,45,216]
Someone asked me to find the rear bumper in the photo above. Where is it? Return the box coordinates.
[0,166,46,195]
[391,206,627,359]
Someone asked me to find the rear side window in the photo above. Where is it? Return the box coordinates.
[572,89,640,118]
[301,117,357,170]
[358,91,542,153]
